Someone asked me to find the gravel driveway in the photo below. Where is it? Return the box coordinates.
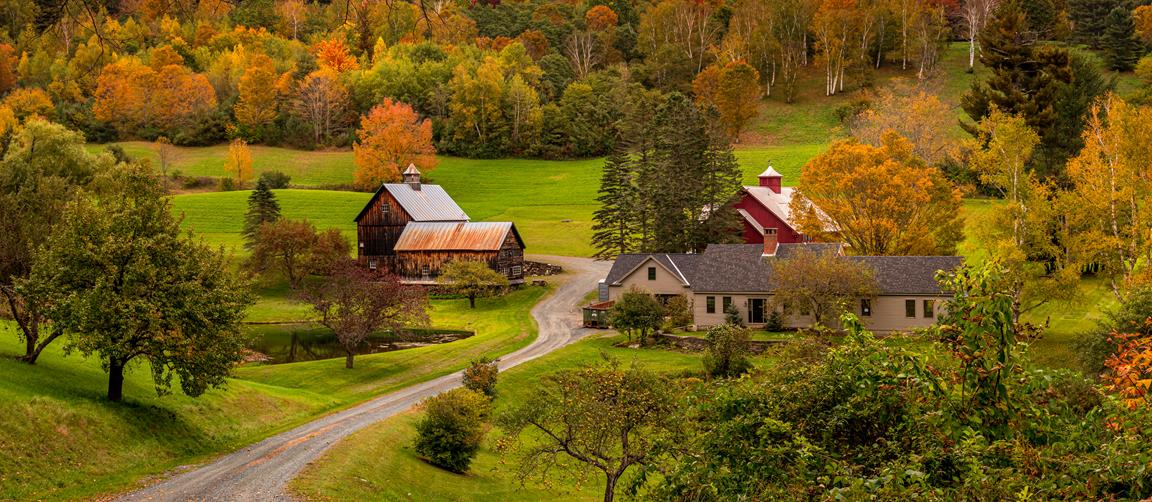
[116,255,610,501]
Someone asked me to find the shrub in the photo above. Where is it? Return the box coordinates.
[663,295,693,330]
[703,323,752,378]
[218,176,236,191]
[1076,285,1152,375]
[764,308,785,332]
[414,388,491,473]
[105,144,132,164]
[462,357,499,397]
[723,303,743,327]
[258,170,292,189]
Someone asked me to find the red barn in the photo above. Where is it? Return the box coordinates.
[733,167,808,245]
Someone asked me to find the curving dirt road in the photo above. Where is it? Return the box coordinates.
[117,256,610,502]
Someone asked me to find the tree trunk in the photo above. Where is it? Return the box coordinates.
[602,473,618,502]
[345,350,355,369]
[108,359,125,402]
[469,293,476,309]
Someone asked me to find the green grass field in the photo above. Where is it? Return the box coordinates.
[0,284,547,500]
[290,333,721,501]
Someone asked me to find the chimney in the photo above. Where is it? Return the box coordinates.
[762,227,778,257]
[757,166,782,194]
[403,164,421,190]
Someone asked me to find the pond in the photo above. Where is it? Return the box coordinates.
[243,323,474,364]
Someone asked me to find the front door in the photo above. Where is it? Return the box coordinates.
[748,298,766,324]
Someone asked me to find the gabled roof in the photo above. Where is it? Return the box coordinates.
[394,222,524,251]
[354,183,470,223]
[685,243,961,295]
[604,253,702,287]
[742,185,799,230]
[758,166,783,178]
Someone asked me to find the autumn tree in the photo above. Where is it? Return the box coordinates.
[1065,94,1152,299]
[292,69,349,146]
[275,0,307,39]
[249,219,351,288]
[694,61,761,142]
[314,38,359,73]
[960,0,999,70]
[235,52,281,136]
[155,136,174,186]
[812,0,857,96]
[967,108,1078,320]
[2,88,54,120]
[498,362,677,502]
[0,43,15,95]
[307,261,428,369]
[0,120,112,363]
[852,86,956,165]
[768,248,880,327]
[224,138,253,188]
[20,166,253,401]
[438,260,509,308]
[790,132,964,255]
[636,0,724,88]
[353,99,437,189]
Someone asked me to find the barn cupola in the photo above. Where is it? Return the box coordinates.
[758,166,782,194]
[403,164,421,190]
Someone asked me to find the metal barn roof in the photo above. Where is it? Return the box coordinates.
[353,183,469,223]
[393,222,524,251]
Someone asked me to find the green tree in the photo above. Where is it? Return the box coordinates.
[439,260,509,308]
[768,249,880,327]
[1102,6,1144,71]
[243,178,282,250]
[591,148,639,259]
[1069,0,1120,48]
[462,356,499,397]
[499,362,676,502]
[608,286,664,344]
[0,120,113,364]
[248,219,351,289]
[20,166,253,401]
[703,323,752,378]
[415,388,491,473]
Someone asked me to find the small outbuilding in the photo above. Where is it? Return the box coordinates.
[582,300,615,329]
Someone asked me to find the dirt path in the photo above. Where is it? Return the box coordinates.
[117,256,610,502]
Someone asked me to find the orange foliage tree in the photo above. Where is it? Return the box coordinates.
[353,99,437,189]
[790,131,964,255]
[692,60,760,142]
[1106,328,1152,410]
[92,57,216,136]
[0,44,16,95]
[314,39,359,73]
[2,88,54,120]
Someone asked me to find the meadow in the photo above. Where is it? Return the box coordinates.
[0,285,547,500]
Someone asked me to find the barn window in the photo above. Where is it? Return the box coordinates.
[421,265,430,277]
[647,267,656,280]
[381,204,389,215]
[511,265,522,276]
[706,296,715,314]
[923,300,935,318]
[861,299,872,317]
[905,299,916,318]
[368,258,378,270]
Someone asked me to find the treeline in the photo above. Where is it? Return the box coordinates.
[0,0,1048,159]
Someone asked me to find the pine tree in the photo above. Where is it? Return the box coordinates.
[243,178,281,249]
[692,130,744,251]
[1045,51,1115,171]
[1069,0,1121,48]
[1102,6,1144,71]
[591,148,639,259]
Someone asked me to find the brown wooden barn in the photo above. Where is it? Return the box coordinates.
[354,165,526,284]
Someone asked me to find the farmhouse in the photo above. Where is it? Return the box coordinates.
[600,234,961,333]
[734,167,831,245]
[354,165,526,284]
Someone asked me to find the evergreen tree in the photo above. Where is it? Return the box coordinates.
[243,178,281,249]
[1102,6,1144,71]
[693,131,744,250]
[647,93,709,253]
[1069,0,1120,48]
[962,3,1072,176]
[591,148,640,259]
[1045,50,1115,174]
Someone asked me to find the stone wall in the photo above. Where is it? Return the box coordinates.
[524,260,564,276]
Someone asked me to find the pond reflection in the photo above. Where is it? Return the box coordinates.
[244,323,474,364]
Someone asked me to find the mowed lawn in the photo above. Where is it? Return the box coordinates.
[0,285,547,501]
[290,333,728,501]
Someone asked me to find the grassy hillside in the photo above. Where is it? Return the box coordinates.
[0,285,546,500]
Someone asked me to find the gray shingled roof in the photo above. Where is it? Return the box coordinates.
[604,253,703,286]
[629,243,962,295]
[774,242,843,259]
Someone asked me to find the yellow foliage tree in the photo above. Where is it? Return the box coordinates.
[235,52,280,129]
[2,88,54,120]
[790,131,964,255]
[353,99,437,189]
[225,138,254,188]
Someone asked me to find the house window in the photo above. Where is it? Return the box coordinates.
[905,299,916,318]
[368,258,378,270]
[722,296,732,312]
[923,300,935,318]
[511,265,522,276]
[861,299,872,317]
[647,267,656,280]
[706,296,716,314]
